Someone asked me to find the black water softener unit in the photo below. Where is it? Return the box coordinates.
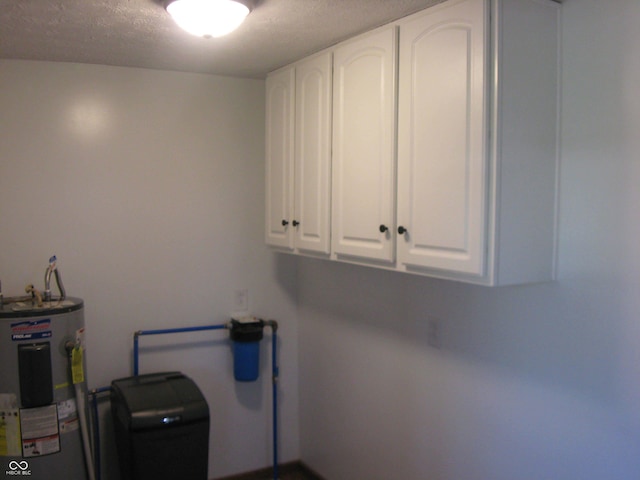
[111,372,210,480]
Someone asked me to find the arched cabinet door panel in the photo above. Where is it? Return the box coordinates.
[331,26,397,263]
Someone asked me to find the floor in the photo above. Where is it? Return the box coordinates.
[219,462,324,480]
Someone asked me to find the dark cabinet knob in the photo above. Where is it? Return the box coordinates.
[379,224,389,233]
[282,219,289,227]
[397,226,408,235]
[292,220,300,227]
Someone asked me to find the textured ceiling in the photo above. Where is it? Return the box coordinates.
[0,0,445,78]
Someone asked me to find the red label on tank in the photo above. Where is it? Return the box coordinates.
[10,319,52,341]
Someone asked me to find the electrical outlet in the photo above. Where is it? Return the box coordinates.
[234,289,249,312]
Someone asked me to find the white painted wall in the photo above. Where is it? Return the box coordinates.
[0,60,299,479]
[3,1,640,479]
[298,0,640,479]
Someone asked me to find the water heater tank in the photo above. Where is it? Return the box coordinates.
[0,298,88,479]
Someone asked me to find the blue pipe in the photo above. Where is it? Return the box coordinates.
[91,394,100,480]
[133,324,228,375]
[271,327,279,480]
[133,334,139,376]
[89,386,112,480]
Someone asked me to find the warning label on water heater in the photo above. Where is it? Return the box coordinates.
[19,405,60,458]
[10,320,52,342]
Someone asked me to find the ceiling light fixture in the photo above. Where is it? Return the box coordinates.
[165,0,253,38]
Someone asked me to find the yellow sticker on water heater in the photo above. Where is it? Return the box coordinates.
[71,347,84,384]
[0,408,21,456]
[0,394,20,456]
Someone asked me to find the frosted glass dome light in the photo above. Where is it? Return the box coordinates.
[165,0,251,38]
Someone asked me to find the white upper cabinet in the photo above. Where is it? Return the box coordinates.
[266,0,560,286]
[331,27,397,263]
[396,0,487,277]
[265,67,295,250]
[265,52,333,255]
[396,0,560,285]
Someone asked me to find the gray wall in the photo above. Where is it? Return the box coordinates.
[297,0,640,478]
[0,61,299,479]
[3,1,640,479]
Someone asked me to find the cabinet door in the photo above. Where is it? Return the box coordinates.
[294,53,333,254]
[265,67,295,249]
[332,27,397,262]
[397,0,487,276]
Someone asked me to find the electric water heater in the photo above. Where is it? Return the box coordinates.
[0,298,88,479]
